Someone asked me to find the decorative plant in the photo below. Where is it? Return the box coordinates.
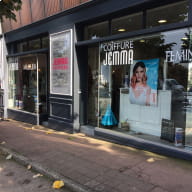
[0,0,22,21]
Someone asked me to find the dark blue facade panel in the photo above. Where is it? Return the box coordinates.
[7,109,37,125]
[51,102,72,120]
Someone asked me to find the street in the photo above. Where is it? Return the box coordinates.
[0,153,70,192]
[0,120,192,192]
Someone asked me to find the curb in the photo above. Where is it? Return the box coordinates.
[0,145,92,192]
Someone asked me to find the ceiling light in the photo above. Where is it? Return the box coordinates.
[158,19,167,24]
[118,28,126,32]
[140,39,145,43]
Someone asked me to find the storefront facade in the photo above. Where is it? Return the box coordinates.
[77,0,192,159]
[6,34,49,124]
[3,0,192,159]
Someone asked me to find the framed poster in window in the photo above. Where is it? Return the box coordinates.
[50,29,73,95]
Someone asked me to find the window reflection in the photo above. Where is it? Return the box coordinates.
[146,1,189,28]
[83,1,189,40]
[16,36,49,53]
[84,21,109,40]
[29,38,41,50]
[17,42,28,52]
[111,12,142,35]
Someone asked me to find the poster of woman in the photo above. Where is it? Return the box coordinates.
[129,58,159,106]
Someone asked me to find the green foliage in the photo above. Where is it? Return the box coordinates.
[0,0,22,21]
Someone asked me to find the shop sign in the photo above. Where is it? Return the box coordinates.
[101,40,134,65]
[23,63,36,70]
[165,49,192,62]
[50,29,72,95]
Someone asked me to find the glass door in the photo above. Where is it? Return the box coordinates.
[37,54,48,123]
[87,47,99,126]
[8,54,48,124]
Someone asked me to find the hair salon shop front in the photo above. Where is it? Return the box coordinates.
[6,0,192,159]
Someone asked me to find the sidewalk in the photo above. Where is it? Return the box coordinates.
[0,120,192,192]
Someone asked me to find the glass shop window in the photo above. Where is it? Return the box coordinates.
[29,38,41,50]
[42,36,49,48]
[8,56,37,113]
[16,36,48,53]
[146,0,189,28]
[17,41,28,52]
[8,55,48,114]
[84,21,109,40]
[111,12,143,35]
[93,27,192,149]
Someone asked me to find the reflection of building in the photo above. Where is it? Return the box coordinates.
[188,62,192,88]
[189,68,192,80]
[1,0,192,159]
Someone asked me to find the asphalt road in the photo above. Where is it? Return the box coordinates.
[0,153,71,192]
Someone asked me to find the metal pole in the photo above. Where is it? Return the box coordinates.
[36,55,39,125]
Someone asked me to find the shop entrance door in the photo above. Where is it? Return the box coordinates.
[37,54,48,124]
[87,46,99,127]
[8,54,48,125]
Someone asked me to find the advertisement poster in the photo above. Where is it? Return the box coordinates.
[129,58,159,106]
[50,30,72,95]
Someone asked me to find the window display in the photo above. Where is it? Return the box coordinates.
[8,54,47,114]
[88,27,192,148]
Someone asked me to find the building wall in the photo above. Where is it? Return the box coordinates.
[0,23,8,119]
[2,0,91,33]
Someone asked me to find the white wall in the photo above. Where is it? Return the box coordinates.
[0,23,8,118]
[119,90,171,136]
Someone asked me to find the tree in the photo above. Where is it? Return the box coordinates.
[0,0,22,21]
